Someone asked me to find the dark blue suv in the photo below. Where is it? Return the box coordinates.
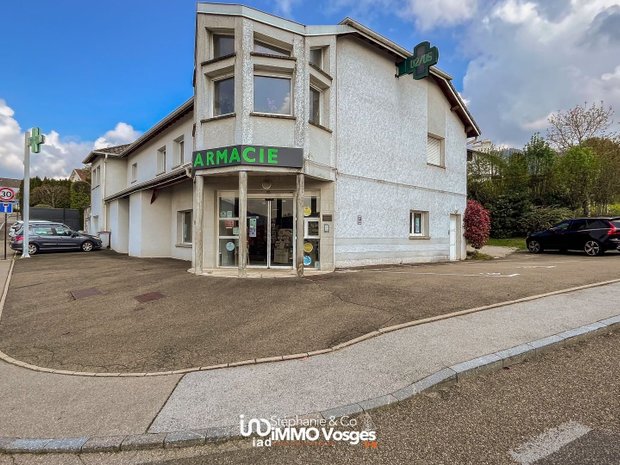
[527,217,620,256]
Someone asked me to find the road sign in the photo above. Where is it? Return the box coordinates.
[0,203,13,214]
[0,187,15,202]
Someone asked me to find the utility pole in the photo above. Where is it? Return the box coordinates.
[22,128,45,258]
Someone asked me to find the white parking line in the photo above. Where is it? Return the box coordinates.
[517,265,557,269]
[365,271,521,278]
[509,421,591,465]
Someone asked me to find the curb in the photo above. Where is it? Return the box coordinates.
[1,253,619,377]
[1,314,619,455]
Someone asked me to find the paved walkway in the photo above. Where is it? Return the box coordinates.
[0,255,619,443]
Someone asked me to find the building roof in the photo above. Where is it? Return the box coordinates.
[82,143,133,164]
[0,177,21,189]
[82,99,194,164]
[197,3,481,138]
[70,168,90,181]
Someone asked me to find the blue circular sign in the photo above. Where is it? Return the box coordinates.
[303,255,312,266]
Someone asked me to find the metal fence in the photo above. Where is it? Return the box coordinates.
[30,208,82,231]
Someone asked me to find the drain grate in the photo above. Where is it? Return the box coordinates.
[134,292,166,303]
[70,288,102,300]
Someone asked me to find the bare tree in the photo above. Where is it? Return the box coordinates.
[546,101,617,152]
[31,184,70,208]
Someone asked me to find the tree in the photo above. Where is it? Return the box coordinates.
[555,146,600,215]
[583,137,620,214]
[522,133,558,205]
[464,200,491,250]
[31,184,70,208]
[547,101,617,152]
[70,181,91,210]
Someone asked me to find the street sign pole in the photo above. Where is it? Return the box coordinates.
[22,131,31,258]
[21,128,45,259]
[3,212,6,261]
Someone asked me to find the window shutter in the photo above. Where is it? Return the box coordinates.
[427,136,441,165]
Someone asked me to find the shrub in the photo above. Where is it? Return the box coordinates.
[486,192,532,238]
[522,206,574,234]
[464,199,491,249]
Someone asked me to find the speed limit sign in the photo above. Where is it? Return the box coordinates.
[0,187,15,202]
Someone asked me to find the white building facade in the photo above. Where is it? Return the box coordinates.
[85,3,480,275]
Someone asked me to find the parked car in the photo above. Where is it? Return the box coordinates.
[9,220,51,238]
[527,217,620,256]
[10,222,102,255]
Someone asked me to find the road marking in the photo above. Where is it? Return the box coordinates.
[366,271,520,278]
[509,421,591,465]
[517,265,557,269]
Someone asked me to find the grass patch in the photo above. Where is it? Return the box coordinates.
[467,251,495,260]
[487,237,527,250]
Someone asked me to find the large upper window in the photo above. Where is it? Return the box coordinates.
[427,135,444,167]
[254,76,291,115]
[309,87,321,125]
[254,40,290,57]
[214,77,235,116]
[173,136,184,167]
[309,48,323,68]
[213,34,234,58]
[157,146,166,174]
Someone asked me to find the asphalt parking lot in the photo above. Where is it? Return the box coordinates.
[0,249,619,372]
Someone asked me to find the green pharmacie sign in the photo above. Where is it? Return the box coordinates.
[397,41,439,80]
[192,145,303,171]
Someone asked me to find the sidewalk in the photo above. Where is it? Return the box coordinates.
[0,255,619,450]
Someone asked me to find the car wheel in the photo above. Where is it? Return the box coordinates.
[27,243,39,255]
[81,241,94,252]
[584,240,602,256]
[528,240,543,253]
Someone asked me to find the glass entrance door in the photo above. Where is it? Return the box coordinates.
[247,197,294,268]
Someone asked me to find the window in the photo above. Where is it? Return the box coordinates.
[568,219,587,231]
[309,48,323,68]
[254,76,291,115]
[92,166,101,186]
[173,136,184,167]
[214,77,234,116]
[550,221,570,231]
[587,219,610,229]
[55,226,73,236]
[213,34,234,58]
[309,87,321,125]
[157,146,166,174]
[131,163,138,182]
[178,210,192,244]
[254,40,290,57]
[427,135,444,166]
[410,211,429,237]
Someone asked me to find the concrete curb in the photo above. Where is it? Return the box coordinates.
[1,252,619,378]
[1,314,618,455]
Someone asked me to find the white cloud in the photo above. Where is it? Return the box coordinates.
[93,122,140,149]
[400,0,478,30]
[274,0,302,17]
[462,0,620,147]
[0,99,140,179]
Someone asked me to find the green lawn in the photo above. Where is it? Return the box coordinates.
[487,237,527,250]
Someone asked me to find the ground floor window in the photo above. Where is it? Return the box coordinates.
[410,210,429,237]
[216,192,321,269]
[218,195,240,266]
[303,196,320,268]
[178,210,192,245]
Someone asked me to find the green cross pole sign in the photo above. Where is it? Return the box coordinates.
[397,41,439,80]
[29,127,45,153]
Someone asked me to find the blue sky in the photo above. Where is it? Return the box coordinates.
[1,0,619,178]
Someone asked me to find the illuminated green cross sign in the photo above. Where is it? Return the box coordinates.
[397,41,439,80]
[29,127,45,153]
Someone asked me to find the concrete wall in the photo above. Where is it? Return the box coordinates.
[333,36,468,267]
[108,198,129,253]
[170,181,193,261]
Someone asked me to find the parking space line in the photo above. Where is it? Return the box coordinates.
[509,421,591,465]
[364,271,521,278]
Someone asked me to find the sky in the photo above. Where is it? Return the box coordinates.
[1,0,620,179]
